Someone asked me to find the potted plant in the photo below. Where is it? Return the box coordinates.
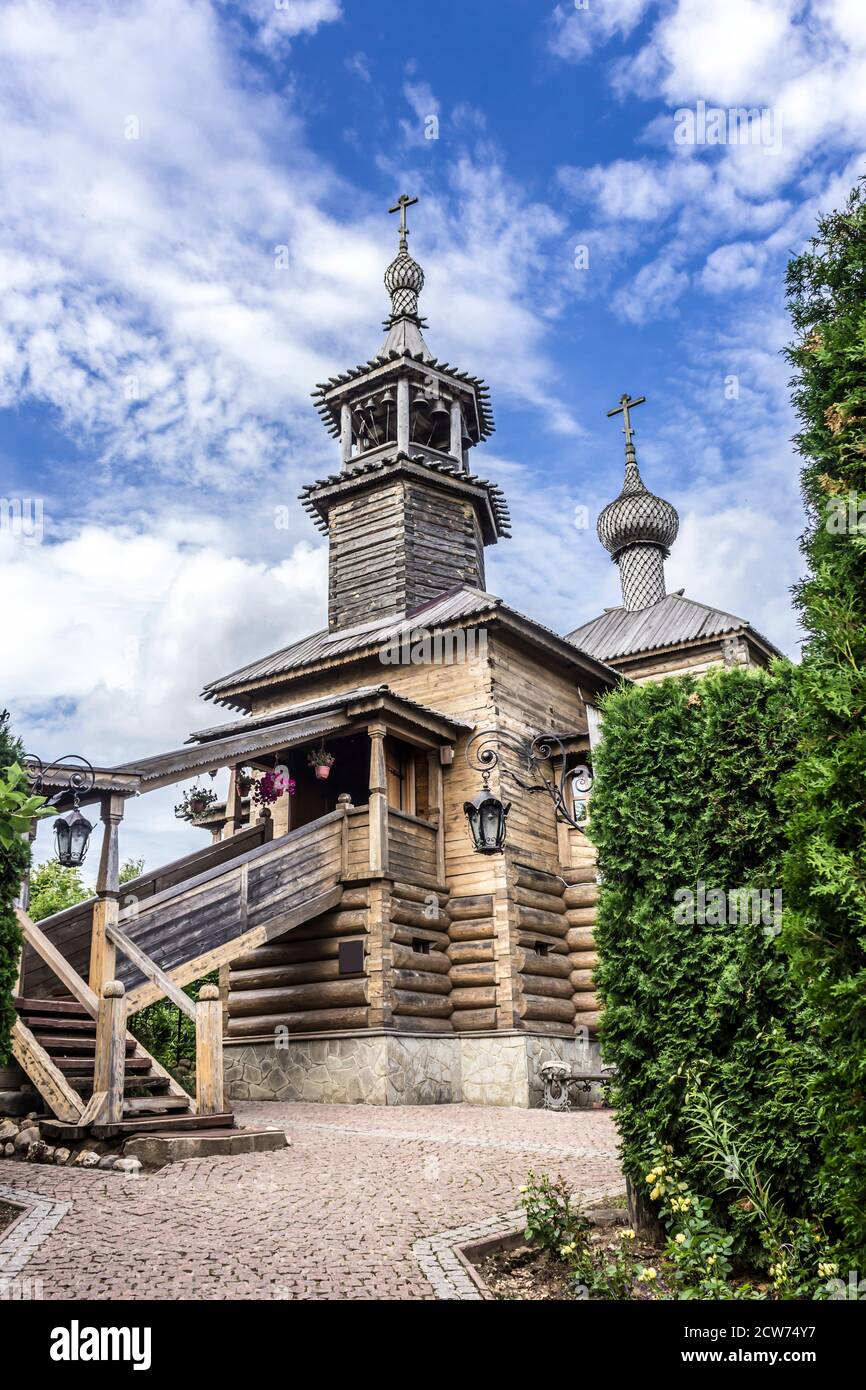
[307,746,336,781]
[174,784,218,821]
[251,768,296,805]
[235,767,253,797]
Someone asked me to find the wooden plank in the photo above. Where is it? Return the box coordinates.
[11,1018,85,1123]
[107,922,196,1020]
[15,910,98,1017]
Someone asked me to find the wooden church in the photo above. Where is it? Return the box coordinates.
[14,199,781,1119]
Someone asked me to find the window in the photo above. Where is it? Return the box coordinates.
[533,941,550,958]
[411,937,431,955]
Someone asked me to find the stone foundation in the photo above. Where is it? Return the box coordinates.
[225,1031,602,1107]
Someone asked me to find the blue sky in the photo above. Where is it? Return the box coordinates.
[2,0,865,869]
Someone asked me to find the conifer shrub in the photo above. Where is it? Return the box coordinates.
[782,180,866,1261]
[590,666,822,1253]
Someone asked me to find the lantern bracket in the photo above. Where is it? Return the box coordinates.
[464,729,592,833]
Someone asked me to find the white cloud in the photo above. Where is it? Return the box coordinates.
[229,0,342,51]
[548,0,651,61]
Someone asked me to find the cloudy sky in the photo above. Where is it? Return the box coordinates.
[2,0,864,870]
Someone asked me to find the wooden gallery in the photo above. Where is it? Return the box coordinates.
[12,202,780,1126]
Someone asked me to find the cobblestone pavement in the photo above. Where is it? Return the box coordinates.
[0,1103,622,1301]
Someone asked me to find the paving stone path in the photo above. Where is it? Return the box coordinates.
[0,1102,622,1300]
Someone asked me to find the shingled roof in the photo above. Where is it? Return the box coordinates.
[565,591,782,664]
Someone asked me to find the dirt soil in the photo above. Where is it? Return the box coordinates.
[0,1198,22,1236]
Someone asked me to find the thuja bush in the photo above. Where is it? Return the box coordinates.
[782,179,866,1262]
[590,667,823,1253]
[0,711,40,1063]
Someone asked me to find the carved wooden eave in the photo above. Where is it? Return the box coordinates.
[299,451,510,545]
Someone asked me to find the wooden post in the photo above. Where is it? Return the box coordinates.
[337,792,352,879]
[450,399,463,465]
[223,766,243,839]
[195,984,224,1116]
[95,981,127,1125]
[368,723,389,876]
[396,376,410,453]
[89,794,124,994]
[340,401,352,464]
[13,817,39,994]
[427,749,446,885]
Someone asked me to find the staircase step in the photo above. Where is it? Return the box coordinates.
[122,1125,287,1165]
[93,1111,234,1138]
[54,1054,152,1075]
[122,1095,191,1114]
[76,1076,171,1098]
[14,996,90,1018]
[25,1016,98,1035]
[35,1035,136,1056]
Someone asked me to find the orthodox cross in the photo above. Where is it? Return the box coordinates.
[607,392,646,450]
[389,193,418,248]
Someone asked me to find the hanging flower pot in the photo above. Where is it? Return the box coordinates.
[236,768,253,797]
[307,746,336,780]
[175,785,218,822]
[251,768,296,806]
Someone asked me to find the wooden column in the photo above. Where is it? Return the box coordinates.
[450,399,463,465]
[427,749,446,885]
[396,376,410,453]
[340,401,352,465]
[368,723,389,876]
[223,766,243,840]
[195,984,224,1116]
[94,981,127,1125]
[89,794,124,994]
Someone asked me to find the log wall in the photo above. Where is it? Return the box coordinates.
[447,893,497,1032]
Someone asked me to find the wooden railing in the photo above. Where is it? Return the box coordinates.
[388,809,439,884]
[20,821,268,999]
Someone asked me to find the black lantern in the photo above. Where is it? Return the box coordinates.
[24,753,96,868]
[53,805,94,868]
[463,786,510,854]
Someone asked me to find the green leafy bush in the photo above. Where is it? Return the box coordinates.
[590,667,822,1255]
[0,712,51,1063]
[782,179,866,1263]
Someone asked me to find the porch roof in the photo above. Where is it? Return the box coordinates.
[106,686,467,793]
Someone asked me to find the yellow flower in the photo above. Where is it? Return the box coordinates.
[638,1266,658,1282]
[706,1254,717,1265]
[645,1172,656,1184]
[650,1185,663,1201]
[674,1233,686,1244]
[518,1185,528,1193]
[619,1229,636,1240]
[818,1262,838,1279]
[560,1243,575,1256]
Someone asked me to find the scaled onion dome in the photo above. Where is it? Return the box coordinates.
[384,245,425,322]
[597,452,679,558]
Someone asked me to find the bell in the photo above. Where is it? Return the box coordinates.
[380,388,395,406]
[412,390,430,410]
[430,398,450,421]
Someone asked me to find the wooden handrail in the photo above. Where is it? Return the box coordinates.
[15,908,98,1017]
[106,921,195,1020]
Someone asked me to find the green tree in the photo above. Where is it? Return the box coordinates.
[29,860,90,922]
[590,668,821,1256]
[782,178,866,1260]
[0,711,50,1063]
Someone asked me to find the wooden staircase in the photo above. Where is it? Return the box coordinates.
[11,808,349,1142]
[13,997,235,1141]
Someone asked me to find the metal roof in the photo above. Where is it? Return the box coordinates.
[109,712,349,790]
[565,592,782,663]
[312,346,495,442]
[203,586,620,709]
[188,685,472,744]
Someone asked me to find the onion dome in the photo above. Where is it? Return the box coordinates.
[384,247,425,322]
[597,449,679,558]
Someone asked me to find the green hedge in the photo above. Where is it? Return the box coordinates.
[590,667,822,1251]
[782,180,866,1261]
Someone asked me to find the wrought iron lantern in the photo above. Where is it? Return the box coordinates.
[463,729,593,854]
[23,754,96,868]
[53,805,94,868]
[463,784,510,855]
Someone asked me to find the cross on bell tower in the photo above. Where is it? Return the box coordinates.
[606,392,646,452]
